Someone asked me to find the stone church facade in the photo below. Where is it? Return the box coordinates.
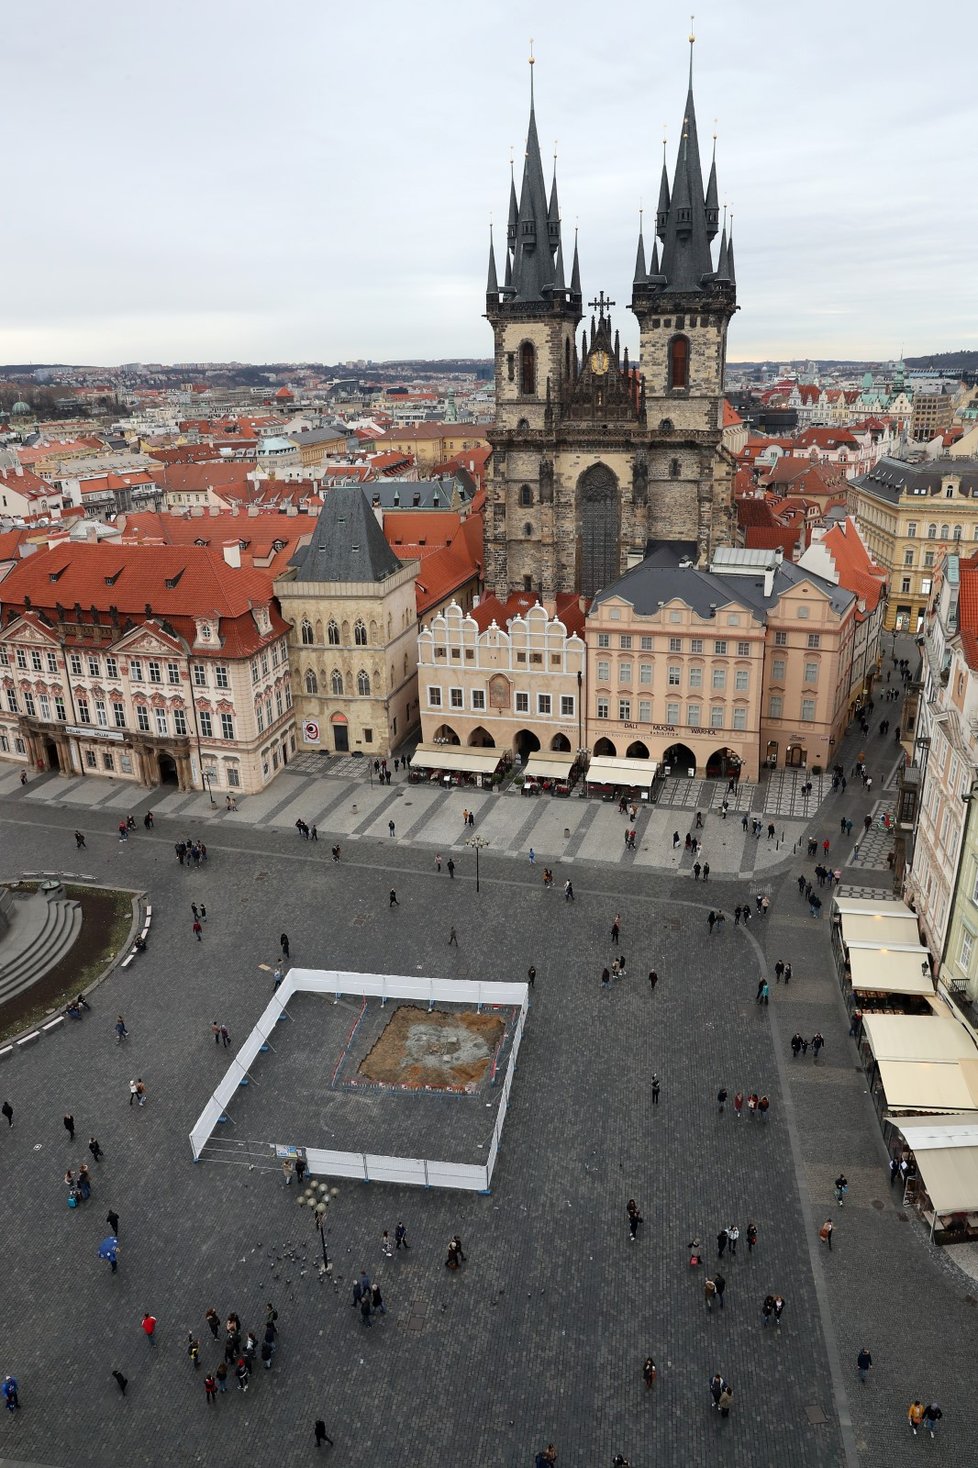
[484,48,738,602]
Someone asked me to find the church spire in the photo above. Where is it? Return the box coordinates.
[633,209,647,286]
[726,212,736,287]
[705,131,719,239]
[657,25,716,291]
[570,227,581,295]
[486,224,499,297]
[508,48,561,302]
[655,136,670,239]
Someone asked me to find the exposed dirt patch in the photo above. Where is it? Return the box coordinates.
[358,1006,505,1089]
[0,885,136,1042]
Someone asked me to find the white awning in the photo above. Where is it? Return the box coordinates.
[849,947,935,995]
[863,1013,978,1062]
[895,1115,978,1150]
[910,1145,978,1212]
[876,1058,978,1113]
[525,753,577,781]
[410,744,502,775]
[842,913,921,947]
[834,896,915,918]
[585,756,658,788]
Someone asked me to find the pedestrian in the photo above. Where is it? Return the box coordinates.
[370,1282,386,1315]
[106,1208,119,1235]
[74,830,86,848]
[211,1020,221,1045]
[359,1292,373,1326]
[746,1222,757,1253]
[707,909,715,932]
[205,1308,220,1339]
[200,905,207,923]
[1,1099,11,1128]
[115,1016,128,1044]
[673,831,680,849]
[528,848,535,864]
[774,960,784,983]
[819,1218,834,1249]
[889,1157,900,1188]
[759,981,769,1005]
[388,820,395,838]
[611,916,620,946]
[2,1376,20,1412]
[773,1294,785,1326]
[564,880,574,900]
[141,1312,157,1346]
[447,859,455,879]
[791,1032,802,1059]
[694,862,702,881]
[714,1272,726,1309]
[389,889,399,907]
[204,1373,217,1404]
[192,918,202,942]
[718,1380,734,1417]
[382,1230,393,1258]
[314,1418,334,1448]
[395,1219,409,1249]
[717,1088,727,1116]
[601,966,610,992]
[835,1173,848,1206]
[310,824,318,842]
[448,925,458,947]
[235,1357,250,1391]
[527,965,536,988]
[88,1136,102,1162]
[733,1091,743,1119]
[111,1369,127,1396]
[187,1333,201,1369]
[757,1094,769,1119]
[627,1199,643,1240]
[281,1157,294,1186]
[220,1024,230,1048]
[783,963,792,985]
[907,1400,925,1436]
[704,1276,717,1310]
[717,1227,728,1258]
[703,862,710,881]
[215,1360,228,1394]
[648,970,658,991]
[273,965,284,990]
[762,1294,775,1327]
[280,933,290,959]
[135,1079,146,1106]
[856,1347,872,1384]
[688,1237,703,1267]
[747,1092,758,1119]
[651,1073,660,1105]
[435,854,442,872]
[812,1032,824,1062]
[727,1224,739,1254]
[643,1358,657,1389]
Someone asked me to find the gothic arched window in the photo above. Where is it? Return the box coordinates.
[354,620,367,646]
[300,619,314,645]
[330,669,343,696]
[520,342,536,396]
[304,669,318,694]
[670,458,681,479]
[524,522,533,537]
[357,669,371,696]
[519,484,533,507]
[327,620,340,645]
[668,335,689,390]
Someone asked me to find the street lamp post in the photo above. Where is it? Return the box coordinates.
[466,834,489,893]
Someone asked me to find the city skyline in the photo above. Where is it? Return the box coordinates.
[3,0,976,366]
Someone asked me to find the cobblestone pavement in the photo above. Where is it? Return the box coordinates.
[1,641,970,1467]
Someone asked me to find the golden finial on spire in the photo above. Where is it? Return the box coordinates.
[529,36,535,65]
[553,138,558,163]
[689,13,695,43]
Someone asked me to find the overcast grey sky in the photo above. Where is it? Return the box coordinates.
[3,0,976,366]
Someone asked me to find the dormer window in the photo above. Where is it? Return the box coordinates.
[199,623,212,640]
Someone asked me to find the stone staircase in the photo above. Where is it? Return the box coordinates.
[0,887,82,1008]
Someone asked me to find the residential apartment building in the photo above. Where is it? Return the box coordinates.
[848,457,978,632]
[910,391,954,444]
[798,517,887,715]
[274,485,420,757]
[416,595,586,761]
[584,546,856,780]
[0,543,295,793]
[369,424,490,472]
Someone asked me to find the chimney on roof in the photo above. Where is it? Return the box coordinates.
[222,540,242,569]
[145,603,153,618]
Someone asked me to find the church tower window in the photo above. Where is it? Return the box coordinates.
[520,342,536,395]
[669,335,689,390]
[520,484,533,506]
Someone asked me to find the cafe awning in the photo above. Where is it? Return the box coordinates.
[876,1059,978,1113]
[849,948,936,995]
[410,745,502,775]
[842,913,921,947]
[525,753,577,781]
[863,1013,978,1062]
[585,756,658,788]
[893,1116,978,1212]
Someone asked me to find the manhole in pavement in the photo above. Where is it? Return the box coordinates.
[965,1295,978,1307]
[871,1199,884,1211]
[896,1211,909,1222]
[255,872,268,881]
[804,1405,828,1425]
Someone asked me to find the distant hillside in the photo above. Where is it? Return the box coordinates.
[904,351,978,371]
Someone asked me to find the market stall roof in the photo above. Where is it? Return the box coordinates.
[410,744,502,775]
[841,912,921,948]
[849,948,936,995]
[863,1013,978,1062]
[876,1059,978,1112]
[525,752,577,781]
[585,756,658,787]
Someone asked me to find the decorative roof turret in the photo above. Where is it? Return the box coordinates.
[486,225,499,298]
[705,133,719,239]
[633,210,647,286]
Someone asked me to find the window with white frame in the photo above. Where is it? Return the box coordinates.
[215,665,229,689]
[690,638,703,653]
[55,697,66,721]
[668,665,681,685]
[450,688,463,708]
[619,662,632,683]
[733,706,747,730]
[735,669,749,691]
[148,660,162,683]
[797,606,810,620]
[597,633,609,648]
[167,662,180,685]
[69,652,82,675]
[5,690,16,713]
[113,700,126,727]
[801,698,816,722]
[710,705,724,727]
[154,708,168,736]
[688,666,702,688]
[174,708,188,735]
[198,711,212,736]
[640,636,653,651]
[714,640,727,655]
[135,705,150,731]
[807,634,820,649]
[192,664,206,686]
[688,703,701,725]
[774,631,787,647]
[95,699,108,727]
[76,696,90,723]
[769,694,783,718]
[428,687,442,707]
[30,649,41,671]
[960,928,975,971]
[471,690,486,710]
[712,667,726,690]
[87,655,100,677]
[666,701,680,723]
[669,637,682,652]
[84,750,97,769]
[638,700,651,721]
[221,713,234,739]
[772,657,786,681]
[560,695,574,717]
[804,661,819,684]
[516,691,529,712]
[639,663,652,685]
[47,652,58,674]
[597,660,610,681]
[619,635,632,649]
[617,698,630,720]
[737,641,750,657]
[596,698,609,719]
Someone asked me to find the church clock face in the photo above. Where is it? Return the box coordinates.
[590,350,610,376]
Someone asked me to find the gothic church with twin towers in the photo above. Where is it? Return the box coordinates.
[484,41,738,602]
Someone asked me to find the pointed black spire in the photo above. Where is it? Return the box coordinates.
[655,140,671,239]
[486,225,499,297]
[705,135,719,239]
[548,154,561,250]
[716,223,729,281]
[509,53,561,302]
[658,30,716,290]
[727,213,736,287]
[571,228,581,296]
[633,210,647,285]
[553,239,566,292]
[507,160,518,250]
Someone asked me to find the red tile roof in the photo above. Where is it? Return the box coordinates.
[405,514,484,616]
[118,510,313,575]
[722,400,743,427]
[818,518,886,616]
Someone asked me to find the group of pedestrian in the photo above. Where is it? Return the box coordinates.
[790,1032,824,1061]
[351,1268,387,1325]
[175,838,207,867]
[718,1090,771,1120]
[294,819,317,840]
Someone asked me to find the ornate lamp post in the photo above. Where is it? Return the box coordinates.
[466,834,489,894]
